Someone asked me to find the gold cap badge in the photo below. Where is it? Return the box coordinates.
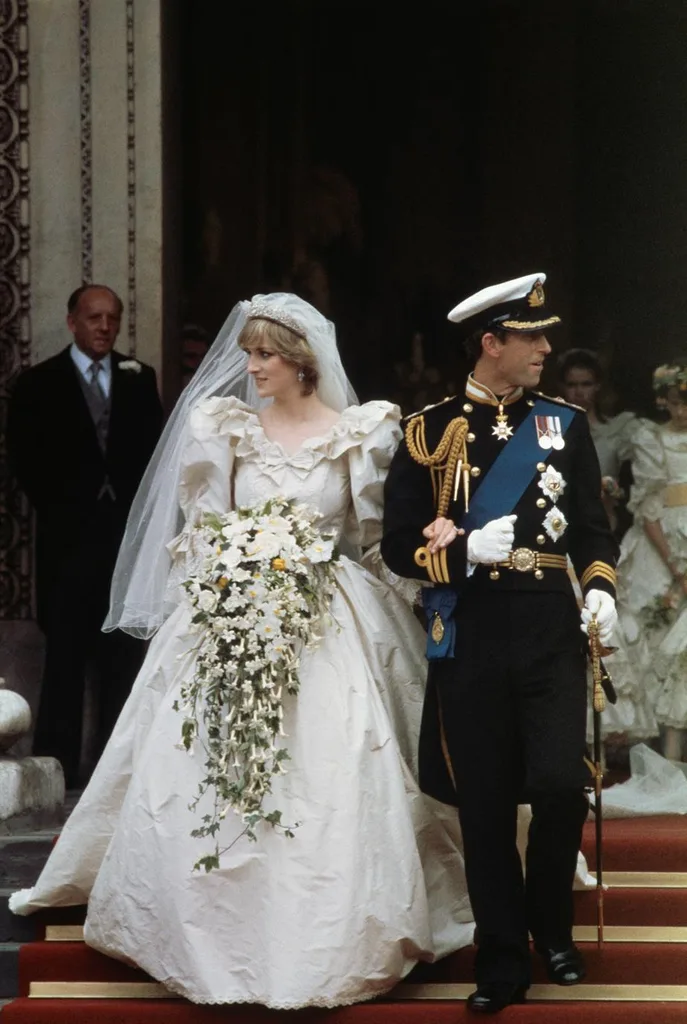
[528,279,545,308]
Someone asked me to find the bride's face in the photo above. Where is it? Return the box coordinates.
[246,344,300,400]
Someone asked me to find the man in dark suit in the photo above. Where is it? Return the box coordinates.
[7,284,163,787]
[382,274,618,1014]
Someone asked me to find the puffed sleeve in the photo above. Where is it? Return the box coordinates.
[627,419,666,523]
[167,397,249,569]
[345,401,401,548]
[344,401,421,603]
[607,410,638,465]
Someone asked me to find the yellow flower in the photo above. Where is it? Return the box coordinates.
[218,576,229,589]
[271,557,287,571]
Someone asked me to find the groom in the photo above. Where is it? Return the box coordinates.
[382,274,618,1013]
[7,284,163,787]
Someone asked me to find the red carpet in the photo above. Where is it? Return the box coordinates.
[5,1001,687,1024]
[581,813,687,870]
[16,939,687,992]
[4,813,687,1022]
[574,886,687,926]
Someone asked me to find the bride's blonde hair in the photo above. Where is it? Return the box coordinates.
[238,317,319,396]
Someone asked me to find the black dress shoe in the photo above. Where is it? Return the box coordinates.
[536,944,586,985]
[466,983,528,1014]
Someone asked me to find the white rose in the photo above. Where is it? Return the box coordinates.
[197,590,218,613]
[119,359,142,373]
[218,546,243,570]
[245,531,284,560]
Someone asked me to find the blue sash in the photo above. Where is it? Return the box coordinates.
[461,399,576,532]
[423,398,576,660]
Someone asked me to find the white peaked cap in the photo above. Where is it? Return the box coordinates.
[447,272,561,331]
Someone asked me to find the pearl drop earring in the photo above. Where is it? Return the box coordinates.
[297,369,305,383]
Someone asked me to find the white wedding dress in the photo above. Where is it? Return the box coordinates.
[10,397,473,1008]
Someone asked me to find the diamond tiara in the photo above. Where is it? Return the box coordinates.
[247,302,306,339]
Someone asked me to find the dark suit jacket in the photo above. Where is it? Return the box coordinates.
[7,346,163,621]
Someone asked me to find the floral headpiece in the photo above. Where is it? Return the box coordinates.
[653,363,687,407]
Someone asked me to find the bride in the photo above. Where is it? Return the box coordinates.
[10,293,473,1008]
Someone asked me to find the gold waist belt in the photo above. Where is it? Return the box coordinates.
[497,547,568,573]
[663,483,687,508]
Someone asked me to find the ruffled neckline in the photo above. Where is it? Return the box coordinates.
[195,395,398,470]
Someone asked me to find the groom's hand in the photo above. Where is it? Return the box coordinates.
[423,517,465,554]
[466,515,517,565]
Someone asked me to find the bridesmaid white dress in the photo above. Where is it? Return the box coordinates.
[607,419,687,731]
[10,397,473,1008]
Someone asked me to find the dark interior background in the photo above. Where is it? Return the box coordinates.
[175,0,687,415]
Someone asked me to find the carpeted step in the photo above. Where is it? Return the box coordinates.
[408,941,687,985]
[18,939,687,991]
[574,886,687,926]
[17,943,150,997]
[4,997,687,1024]
[13,883,684,942]
[582,815,687,871]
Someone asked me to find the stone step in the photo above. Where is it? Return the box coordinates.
[0,836,58,891]
[0,892,40,945]
[0,944,18,999]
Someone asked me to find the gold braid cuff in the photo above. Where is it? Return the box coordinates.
[414,545,450,584]
[579,560,617,591]
[405,415,470,517]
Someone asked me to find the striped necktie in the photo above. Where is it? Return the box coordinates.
[87,361,109,452]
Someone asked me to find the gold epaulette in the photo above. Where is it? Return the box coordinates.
[404,412,470,516]
[532,391,585,413]
[402,395,454,422]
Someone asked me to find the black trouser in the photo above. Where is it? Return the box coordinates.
[33,510,143,787]
[429,590,590,986]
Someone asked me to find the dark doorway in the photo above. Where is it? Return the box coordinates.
[176,0,687,416]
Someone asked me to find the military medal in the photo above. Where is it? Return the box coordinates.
[431,613,445,644]
[535,415,565,450]
[492,402,513,442]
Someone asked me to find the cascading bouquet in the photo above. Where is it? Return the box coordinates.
[173,497,339,872]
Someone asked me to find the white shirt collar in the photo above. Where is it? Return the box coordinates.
[70,344,112,397]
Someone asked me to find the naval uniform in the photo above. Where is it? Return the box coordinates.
[381,375,618,986]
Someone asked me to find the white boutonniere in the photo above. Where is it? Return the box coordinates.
[537,465,566,504]
[119,359,142,373]
[542,507,568,542]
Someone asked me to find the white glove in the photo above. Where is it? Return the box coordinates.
[580,589,617,645]
[467,515,517,565]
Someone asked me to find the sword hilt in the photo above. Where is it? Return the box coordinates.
[588,616,606,714]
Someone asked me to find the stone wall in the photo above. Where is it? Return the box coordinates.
[0,0,164,743]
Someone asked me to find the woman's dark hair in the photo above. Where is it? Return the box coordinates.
[557,348,603,384]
